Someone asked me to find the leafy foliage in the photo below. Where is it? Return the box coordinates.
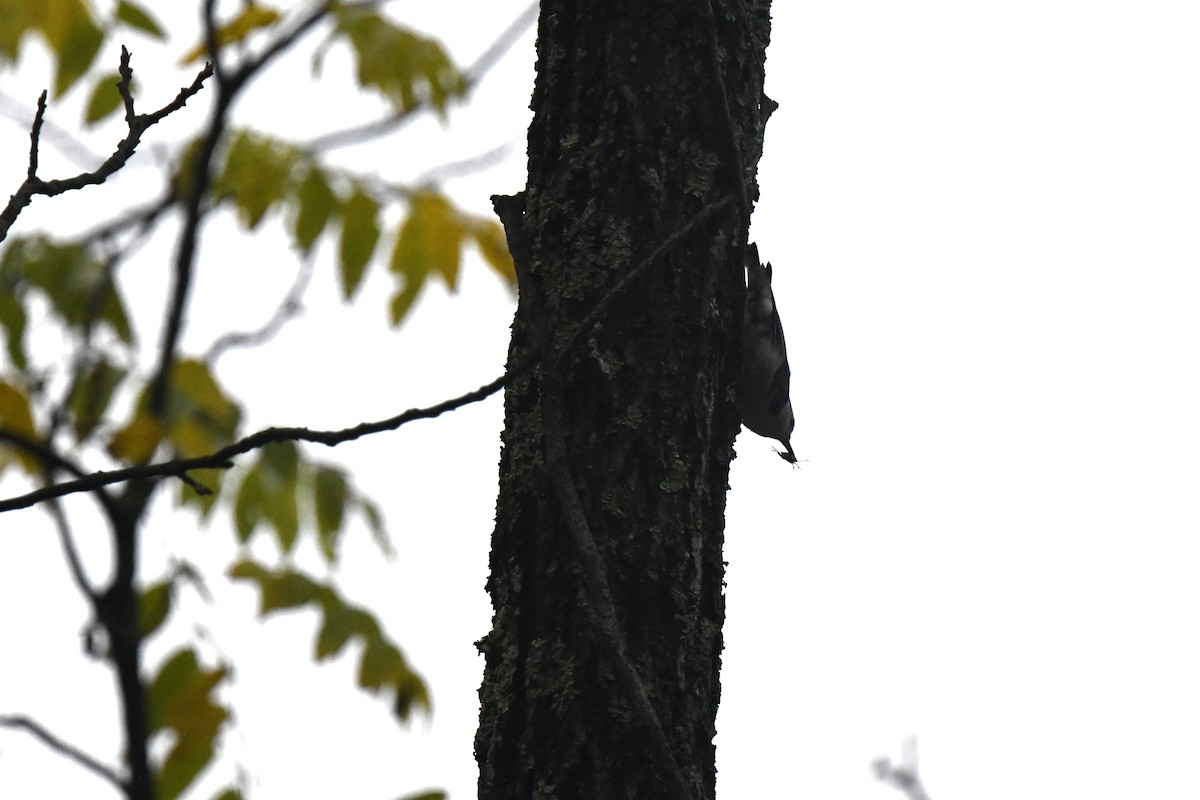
[229,559,430,721]
[0,380,39,475]
[0,236,133,368]
[146,648,231,800]
[205,129,515,323]
[318,5,466,115]
[0,0,162,96]
[0,0,520,796]
[179,3,282,64]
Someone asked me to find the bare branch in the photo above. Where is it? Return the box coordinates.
[0,714,124,791]
[0,369,512,513]
[412,143,513,185]
[0,428,120,520]
[0,188,735,514]
[45,498,99,600]
[205,261,313,361]
[0,50,213,244]
[0,89,104,169]
[147,0,336,419]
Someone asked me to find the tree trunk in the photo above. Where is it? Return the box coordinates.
[476,2,773,798]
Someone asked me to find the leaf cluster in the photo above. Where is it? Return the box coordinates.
[0,1,525,797]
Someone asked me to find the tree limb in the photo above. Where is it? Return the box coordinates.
[0,370,512,513]
[0,49,213,244]
[0,714,124,792]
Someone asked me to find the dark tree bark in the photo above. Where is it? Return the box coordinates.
[476,2,772,799]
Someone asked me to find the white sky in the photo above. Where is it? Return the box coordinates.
[2,2,1200,799]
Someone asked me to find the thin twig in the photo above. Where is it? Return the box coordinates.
[412,143,512,185]
[46,499,99,601]
[0,370,513,513]
[0,428,121,520]
[0,88,104,169]
[1,190,733,514]
[81,191,178,245]
[0,714,124,791]
[147,0,335,417]
[0,51,213,244]
[205,260,313,361]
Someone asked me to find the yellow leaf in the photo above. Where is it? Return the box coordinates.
[179,4,282,64]
[470,219,516,285]
[0,380,41,474]
[108,413,165,463]
[165,359,241,452]
[388,192,462,286]
[332,8,465,114]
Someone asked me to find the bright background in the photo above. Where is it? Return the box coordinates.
[2,2,1200,799]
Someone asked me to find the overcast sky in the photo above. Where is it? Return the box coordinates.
[2,2,1200,799]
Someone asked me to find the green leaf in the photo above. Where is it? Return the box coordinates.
[227,559,267,582]
[0,0,36,62]
[216,132,296,230]
[52,10,104,97]
[260,571,319,614]
[114,0,166,39]
[388,279,423,328]
[229,560,319,615]
[314,466,347,563]
[84,71,125,125]
[230,559,429,721]
[0,380,41,475]
[164,359,242,457]
[4,236,133,343]
[209,790,242,800]
[156,740,215,800]
[107,412,164,464]
[398,791,447,800]
[139,581,173,637]
[66,357,125,441]
[292,167,339,254]
[331,8,465,115]
[258,442,299,553]
[177,466,226,517]
[233,468,264,543]
[0,287,28,369]
[147,649,229,800]
[314,601,373,661]
[359,496,394,558]
[180,4,282,64]
[338,188,380,300]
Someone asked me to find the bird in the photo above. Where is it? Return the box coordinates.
[740,243,797,464]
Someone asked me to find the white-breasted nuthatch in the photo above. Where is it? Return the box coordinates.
[740,243,797,463]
